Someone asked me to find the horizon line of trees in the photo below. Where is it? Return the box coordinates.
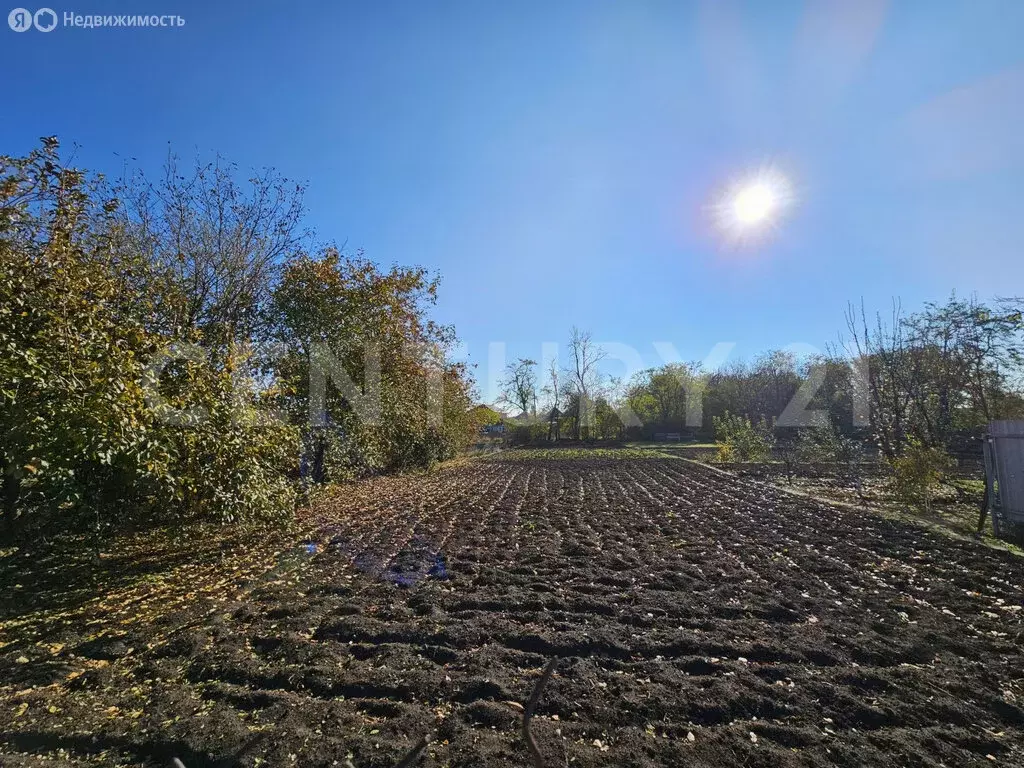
[1,139,479,542]
[499,297,1024,454]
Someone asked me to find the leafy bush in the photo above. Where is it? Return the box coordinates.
[713,440,737,463]
[888,438,954,512]
[712,411,775,462]
[1,141,172,536]
[154,359,300,524]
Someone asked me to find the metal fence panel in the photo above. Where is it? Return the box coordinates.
[989,420,1024,523]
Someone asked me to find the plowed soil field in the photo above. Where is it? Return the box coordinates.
[2,455,1023,767]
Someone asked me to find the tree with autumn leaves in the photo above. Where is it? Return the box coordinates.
[0,139,476,540]
[271,248,476,481]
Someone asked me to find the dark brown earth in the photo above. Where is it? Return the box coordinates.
[2,456,1023,767]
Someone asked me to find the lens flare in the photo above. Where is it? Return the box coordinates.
[708,165,794,248]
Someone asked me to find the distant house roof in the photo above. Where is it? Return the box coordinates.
[510,411,540,423]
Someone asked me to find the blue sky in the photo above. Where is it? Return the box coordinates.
[5,0,1024,401]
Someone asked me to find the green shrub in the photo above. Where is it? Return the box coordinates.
[889,438,954,512]
[712,411,775,462]
[714,440,737,463]
[158,363,300,525]
[1,142,173,535]
[1,142,301,537]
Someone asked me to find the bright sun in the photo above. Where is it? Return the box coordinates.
[707,165,794,248]
[732,182,776,225]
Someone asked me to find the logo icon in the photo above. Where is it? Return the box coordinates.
[33,7,55,31]
[8,7,32,30]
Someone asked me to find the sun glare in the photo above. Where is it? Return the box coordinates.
[733,182,776,224]
[708,165,794,248]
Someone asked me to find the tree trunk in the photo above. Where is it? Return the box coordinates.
[976,482,990,535]
[312,436,326,484]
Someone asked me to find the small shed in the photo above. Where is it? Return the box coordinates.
[983,420,1024,537]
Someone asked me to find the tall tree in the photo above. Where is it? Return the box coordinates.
[843,300,915,458]
[567,326,605,439]
[540,360,562,440]
[626,363,703,430]
[272,248,474,476]
[117,150,307,348]
[499,358,538,418]
[843,295,1024,456]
